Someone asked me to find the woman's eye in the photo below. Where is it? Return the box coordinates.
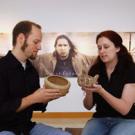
[104,46,109,49]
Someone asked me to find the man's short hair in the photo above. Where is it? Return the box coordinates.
[12,20,41,46]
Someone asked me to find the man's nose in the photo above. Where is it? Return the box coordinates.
[61,46,65,49]
[37,43,41,50]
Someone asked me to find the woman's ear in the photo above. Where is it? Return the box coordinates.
[116,47,120,53]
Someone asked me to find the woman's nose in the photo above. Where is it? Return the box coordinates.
[100,48,105,53]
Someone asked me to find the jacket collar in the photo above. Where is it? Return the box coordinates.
[5,51,32,70]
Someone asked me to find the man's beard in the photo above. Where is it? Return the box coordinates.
[21,40,37,60]
[56,52,69,60]
[59,54,69,60]
[29,55,36,60]
[21,39,28,51]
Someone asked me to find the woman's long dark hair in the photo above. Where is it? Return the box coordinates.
[89,30,134,75]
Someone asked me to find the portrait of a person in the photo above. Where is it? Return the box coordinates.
[33,34,96,77]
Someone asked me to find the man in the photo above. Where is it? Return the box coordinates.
[0,21,71,135]
[33,34,95,77]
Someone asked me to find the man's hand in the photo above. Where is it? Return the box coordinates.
[31,88,63,104]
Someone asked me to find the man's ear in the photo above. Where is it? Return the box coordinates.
[17,33,25,46]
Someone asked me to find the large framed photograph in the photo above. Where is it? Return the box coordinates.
[0,32,133,78]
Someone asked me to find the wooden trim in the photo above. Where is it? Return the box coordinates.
[32,112,93,118]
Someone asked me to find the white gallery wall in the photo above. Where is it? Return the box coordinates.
[0,0,135,32]
[0,0,135,112]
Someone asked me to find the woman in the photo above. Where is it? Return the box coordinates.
[81,30,135,135]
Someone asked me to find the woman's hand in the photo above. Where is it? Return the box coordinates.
[82,84,104,94]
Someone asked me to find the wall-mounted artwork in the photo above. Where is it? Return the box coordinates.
[130,33,135,60]
[0,32,134,78]
[0,33,12,56]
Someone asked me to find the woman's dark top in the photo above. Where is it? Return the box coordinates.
[89,60,135,119]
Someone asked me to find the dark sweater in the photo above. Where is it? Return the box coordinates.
[0,51,46,134]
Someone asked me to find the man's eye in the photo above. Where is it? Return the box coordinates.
[64,44,68,46]
[34,41,38,44]
[57,44,62,46]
